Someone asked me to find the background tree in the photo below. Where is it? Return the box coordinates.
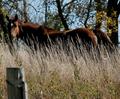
[56,0,69,30]
[95,0,107,29]
[1,0,120,45]
[23,0,29,22]
[44,0,48,26]
[1,0,96,29]
[107,0,118,45]
[0,0,9,39]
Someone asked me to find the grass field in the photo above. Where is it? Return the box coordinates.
[0,40,120,99]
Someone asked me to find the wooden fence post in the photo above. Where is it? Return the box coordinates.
[6,67,28,99]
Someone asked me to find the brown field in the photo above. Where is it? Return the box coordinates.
[0,40,120,99]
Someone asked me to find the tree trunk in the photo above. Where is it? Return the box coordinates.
[95,0,106,29]
[56,0,69,30]
[23,0,28,22]
[44,0,48,26]
[84,0,92,28]
[0,13,8,34]
[107,0,118,45]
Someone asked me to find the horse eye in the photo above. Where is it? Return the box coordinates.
[11,23,17,27]
[11,23,13,27]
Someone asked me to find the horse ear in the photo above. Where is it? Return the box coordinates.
[15,14,18,20]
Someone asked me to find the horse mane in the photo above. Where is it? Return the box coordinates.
[19,21,63,35]
[43,26,64,35]
[64,28,95,36]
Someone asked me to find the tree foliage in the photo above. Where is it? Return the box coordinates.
[0,0,120,45]
[1,0,97,29]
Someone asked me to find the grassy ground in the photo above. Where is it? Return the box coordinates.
[0,40,120,99]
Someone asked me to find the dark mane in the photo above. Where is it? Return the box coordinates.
[64,28,98,48]
[22,22,40,29]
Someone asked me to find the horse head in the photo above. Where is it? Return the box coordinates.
[6,14,23,39]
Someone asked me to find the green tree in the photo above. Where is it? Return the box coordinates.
[95,0,107,29]
[107,0,118,45]
[0,0,8,37]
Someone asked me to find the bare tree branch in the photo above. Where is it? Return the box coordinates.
[56,0,69,30]
[62,0,76,11]
[84,0,92,27]
[23,0,28,22]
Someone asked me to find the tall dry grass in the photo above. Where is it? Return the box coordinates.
[0,39,120,99]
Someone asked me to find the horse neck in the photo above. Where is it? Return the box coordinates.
[21,22,40,30]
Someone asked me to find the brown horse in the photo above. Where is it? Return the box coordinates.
[6,14,98,48]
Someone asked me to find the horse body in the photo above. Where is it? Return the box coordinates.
[64,28,98,48]
[6,14,98,49]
